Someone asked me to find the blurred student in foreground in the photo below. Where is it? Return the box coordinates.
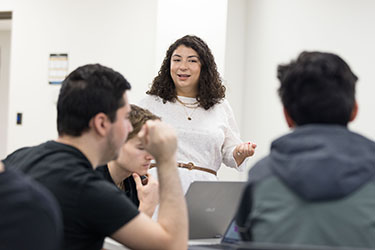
[0,161,62,250]
[236,51,375,248]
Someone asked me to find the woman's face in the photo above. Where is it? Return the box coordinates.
[115,136,153,176]
[170,45,201,97]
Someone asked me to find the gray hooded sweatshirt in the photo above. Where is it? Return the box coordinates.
[236,124,375,248]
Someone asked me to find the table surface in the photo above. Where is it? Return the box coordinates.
[103,237,221,250]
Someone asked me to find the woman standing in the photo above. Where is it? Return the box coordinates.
[139,35,256,193]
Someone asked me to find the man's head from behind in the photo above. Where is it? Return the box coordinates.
[57,64,131,137]
[277,51,358,127]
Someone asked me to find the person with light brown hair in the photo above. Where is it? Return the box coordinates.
[96,104,160,217]
[140,35,256,193]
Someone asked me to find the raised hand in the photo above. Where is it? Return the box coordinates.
[233,142,257,166]
[133,173,159,217]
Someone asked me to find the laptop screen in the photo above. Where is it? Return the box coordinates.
[221,219,241,244]
[186,181,246,239]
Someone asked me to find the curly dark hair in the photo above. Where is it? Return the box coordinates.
[146,35,225,110]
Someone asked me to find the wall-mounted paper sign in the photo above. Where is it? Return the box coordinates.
[48,53,68,84]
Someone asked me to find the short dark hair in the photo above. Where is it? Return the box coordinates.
[277,51,358,126]
[147,35,225,110]
[57,64,131,136]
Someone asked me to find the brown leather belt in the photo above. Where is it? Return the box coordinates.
[150,162,216,176]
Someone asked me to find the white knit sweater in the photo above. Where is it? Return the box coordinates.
[139,95,248,194]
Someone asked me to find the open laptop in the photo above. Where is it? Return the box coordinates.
[189,219,375,250]
[186,181,246,239]
[189,218,241,249]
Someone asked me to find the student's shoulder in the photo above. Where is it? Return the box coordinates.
[3,145,34,165]
[0,168,62,250]
[248,156,274,184]
[77,173,140,230]
[139,95,164,106]
[4,140,85,166]
[81,172,131,203]
[0,167,61,221]
[95,165,115,183]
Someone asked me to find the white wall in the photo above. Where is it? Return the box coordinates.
[241,0,375,169]
[154,0,228,75]
[2,0,375,181]
[1,0,158,154]
[1,0,236,180]
[0,30,11,158]
[220,0,248,181]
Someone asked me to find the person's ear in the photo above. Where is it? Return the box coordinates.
[283,107,295,128]
[89,113,110,136]
[349,100,358,122]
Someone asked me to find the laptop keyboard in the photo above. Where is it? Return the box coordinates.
[190,244,237,250]
[207,245,234,249]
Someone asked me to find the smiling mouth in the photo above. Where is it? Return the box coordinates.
[177,74,190,78]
